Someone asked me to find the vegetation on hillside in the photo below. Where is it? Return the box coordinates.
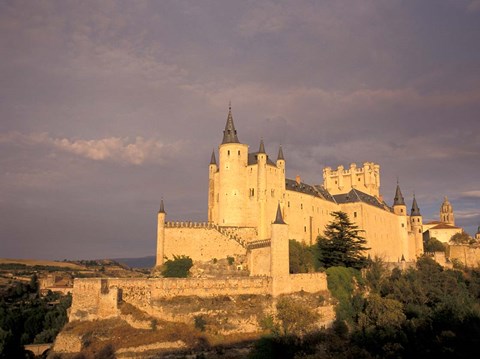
[250,256,480,358]
[0,275,71,358]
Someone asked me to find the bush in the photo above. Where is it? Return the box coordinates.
[227,256,235,265]
[194,315,207,331]
[275,297,319,336]
[161,255,193,278]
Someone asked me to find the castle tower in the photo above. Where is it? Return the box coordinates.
[156,200,166,267]
[410,196,424,257]
[271,204,289,296]
[217,104,249,226]
[475,226,480,241]
[208,150,217,222]
[392,182,406,215]
[257,139,268,239]
[392,182,409,260]
[440,196,455,226]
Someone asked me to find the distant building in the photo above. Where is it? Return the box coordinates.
[423,197,462,244]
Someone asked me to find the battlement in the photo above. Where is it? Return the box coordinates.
[323,162,380,197]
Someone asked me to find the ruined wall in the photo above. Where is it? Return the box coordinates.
[70,279,119,321]
[247,246,271,276]
[289,273,328,294]
[448,245,480,267]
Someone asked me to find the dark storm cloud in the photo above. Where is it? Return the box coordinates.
[1,0,479,259]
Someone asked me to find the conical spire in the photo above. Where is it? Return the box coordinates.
[210,150,217,165]
[222,103,239,144]
[159,199,165,214]
[259,138,266,153]
[274,203,285,224]
[277,145,284,161]
[411,195,421,216]
[393,182,405,206]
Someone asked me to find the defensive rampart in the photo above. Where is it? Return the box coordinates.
[163,224,256,262]
[69,273,328,321]
[448,245,480,267]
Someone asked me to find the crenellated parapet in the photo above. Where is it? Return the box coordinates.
[323,162,380,197]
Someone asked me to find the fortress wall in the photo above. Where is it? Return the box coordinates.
[164,227,245,262]
[248,246,271,276]
[289,273,328,293]
[448,245,480,267]
[339,202,405,262]
[284,191,338,245]
[70,279,119,320]
[150,277,271,298]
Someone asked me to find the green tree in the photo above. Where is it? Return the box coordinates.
[424,237,446,252]
[275,297,319,336]
[450,231,472,244]
[317,211,370,269]
[288,240,315,273]
[161,255,193,278]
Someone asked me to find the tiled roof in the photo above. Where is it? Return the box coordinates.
[428,223,460,230]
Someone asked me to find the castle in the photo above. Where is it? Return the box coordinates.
[156,105,425,269]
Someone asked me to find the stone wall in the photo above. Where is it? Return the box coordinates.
[164,226,246,262]
[69,273,328,322]
[448,245,480,267]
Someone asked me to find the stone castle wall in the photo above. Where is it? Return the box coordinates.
[448,245,480,267]
[69,273,328,322]
[164,225,246,262]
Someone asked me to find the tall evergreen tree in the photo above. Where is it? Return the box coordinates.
[317,211,370,269]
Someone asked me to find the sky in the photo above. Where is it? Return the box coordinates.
[1,0,479,260]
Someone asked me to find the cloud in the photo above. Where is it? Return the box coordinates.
[0,132,182,165]
[460,190,480,198]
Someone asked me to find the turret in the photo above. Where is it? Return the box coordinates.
[475,226,480,241]
[208,150,217,222]
[217,104,249,226]
[276,145,285,170]
[257,139,268,239]
[271,204,289,296]
[440,196,455,226]
[410,196,424,257]
[156,200,166,267]
[393,182,406,215]
[393,182,409,260]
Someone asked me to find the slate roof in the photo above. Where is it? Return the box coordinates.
[248,152,277,166]
[285,179,336,203]
[333,188,391,211]
[222,106,240,144]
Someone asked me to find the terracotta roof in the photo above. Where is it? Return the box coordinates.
[428,223,460,230]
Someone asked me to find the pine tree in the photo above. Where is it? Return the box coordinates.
[317,211,370,269]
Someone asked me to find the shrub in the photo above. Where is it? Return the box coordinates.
[161,255,193,278]
[227,256,235,265]
[194,315,207,332]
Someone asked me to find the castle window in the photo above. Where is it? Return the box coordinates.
[401,209,404,213]
[418,229,421,233]
[288,201,290,208]
[301,203,303,209]
[402,223,405,228]
[358,178,361,181]
[354,212,357,218]
[238,150,240,155]
[249,188,255,197]
[228,150,230,156]
[304,226,307,232]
